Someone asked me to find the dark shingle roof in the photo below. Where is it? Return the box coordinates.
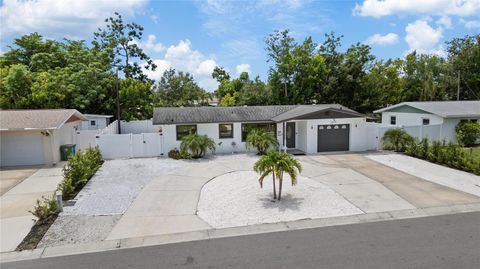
[0,109,87,131]
[153,105,363,124]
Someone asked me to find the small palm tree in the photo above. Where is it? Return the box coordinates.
[382,128,414,152]
[246,129,278,155]
[180,133,216,158]
[275,152,302,200]
[253,151,280,199]
[254,151,302,200]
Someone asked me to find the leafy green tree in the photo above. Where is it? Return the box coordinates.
[155,68,209,107]
[93,12,156,80]
[0,64,33,108]
[219,92,237,106]
[237,77,272,106]
[119,78,154,120]
[456,122,480,146]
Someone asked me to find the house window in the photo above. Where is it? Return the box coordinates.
[390,116,396,125]
[241,123,276,142]
[422,118,430,125]
[219,124,234,139]
[90,120,96,126]
[176,125,197,140]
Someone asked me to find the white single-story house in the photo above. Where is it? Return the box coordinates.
[374,101,480,143]
[0,109,87,167]
[153,105,372,154]
[81,114,113,131]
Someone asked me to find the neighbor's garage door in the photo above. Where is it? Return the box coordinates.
[317,124,350,152]
[0,133,45,166]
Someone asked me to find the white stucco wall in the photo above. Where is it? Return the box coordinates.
[381,112,444,126]
[51,121,82,164]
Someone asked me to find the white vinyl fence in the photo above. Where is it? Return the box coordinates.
[96,133,163,159]
[377,124,445,149]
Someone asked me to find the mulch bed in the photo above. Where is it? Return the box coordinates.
[15,214,59,251]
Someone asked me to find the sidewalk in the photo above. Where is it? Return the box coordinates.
[0,163,65,252]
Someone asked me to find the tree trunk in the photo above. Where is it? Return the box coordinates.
[272,173,277,199]
[278,173,283,200]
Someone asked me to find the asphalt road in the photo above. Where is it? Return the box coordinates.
[4,212,480,269]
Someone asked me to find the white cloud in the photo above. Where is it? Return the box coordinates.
[460,19,480,29]
[354,0,480,18]
[236,64,251,75]
[436,15,452,29]
[142,34,165,53]
[405,20,444,56]
[0,0,148,38]
[143,40,219,91]
[365,33,399,46]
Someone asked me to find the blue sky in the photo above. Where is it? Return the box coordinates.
[1,0,479,91]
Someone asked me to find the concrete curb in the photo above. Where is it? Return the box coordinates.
[2,202,480,263]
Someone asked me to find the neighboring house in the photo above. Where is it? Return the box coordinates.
[374,101,480,143]
[153,105,372,154]
[81,114,113,130]
[0,109,87,167]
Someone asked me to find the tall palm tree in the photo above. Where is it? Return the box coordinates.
[246,128,278,155]
[254,151,302,200]
[275,152,302,200]
[253,151,280,199]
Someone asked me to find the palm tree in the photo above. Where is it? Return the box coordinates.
[180,133,216,158]
[275,152,302,200]
[246,128,278,155]
[382,128,414,152]
[253,151,280,199]
[254,151,302,200]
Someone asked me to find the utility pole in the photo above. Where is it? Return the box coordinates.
[457,71,460,101]
[116,68,122,134]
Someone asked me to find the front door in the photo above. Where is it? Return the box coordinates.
[286,122,296,148]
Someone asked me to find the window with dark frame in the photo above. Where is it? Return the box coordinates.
[241,123,276,142]
[390,116,396,125]
[219,124,234,139]
[90,120,96,126]
[176,125,197,140]
[422,118,430,125]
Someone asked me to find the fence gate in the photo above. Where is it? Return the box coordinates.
[96,133,163,159]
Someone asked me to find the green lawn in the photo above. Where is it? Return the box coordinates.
[463,147,480,162]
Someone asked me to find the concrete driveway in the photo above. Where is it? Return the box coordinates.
[106,153,480,241]
[0,166,41,196]
[0,164,64,252]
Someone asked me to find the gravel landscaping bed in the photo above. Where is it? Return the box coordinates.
[62,158,185,216]
[38,215,121,247]
[197,171,362,228]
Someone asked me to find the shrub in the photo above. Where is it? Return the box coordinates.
[456,122,480,146]
[180,133,216,158]
[168,148,192,160]
[382,128,414,152]
[427,140,443,163]
[246,128,279,155]
[29,194,59,224]
[59,146,103,199]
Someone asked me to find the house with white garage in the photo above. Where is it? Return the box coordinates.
[153,105,374,154]
[0,109,87,167]
[374,101,480,143]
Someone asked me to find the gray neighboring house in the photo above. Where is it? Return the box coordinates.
[374,101,480,143]
[153,104,372,154]
[81,114,113,130]
[0,109,87,167]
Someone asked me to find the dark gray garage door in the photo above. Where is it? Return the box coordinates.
[317,124,350,152]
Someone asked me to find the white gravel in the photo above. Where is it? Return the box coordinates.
[197,171,362,228]
[62,158,186,215]
[367,154,480,197]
